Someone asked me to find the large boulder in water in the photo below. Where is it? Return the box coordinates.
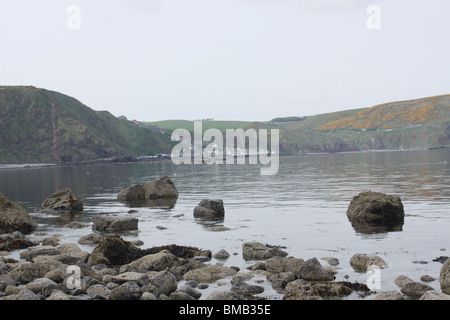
[0,193,38,235]
[40,188,84,213]
[346,191,404,234]
[193,199,225,220]
[117,176,178,208]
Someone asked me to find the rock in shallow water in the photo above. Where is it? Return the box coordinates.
[40,188,84,213]
[346,191,404,234]
[0,193,38,235]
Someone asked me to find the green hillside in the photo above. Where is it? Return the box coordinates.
[277,94,450,154]
[145,119,260,133]
[0,86,174,164]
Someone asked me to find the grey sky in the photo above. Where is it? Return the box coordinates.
[1,0,449,121]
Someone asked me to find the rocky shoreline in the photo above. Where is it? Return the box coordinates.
[1,178,450,300]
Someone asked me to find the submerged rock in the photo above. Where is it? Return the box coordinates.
[0,193,38,235]
[346,191,404,234]
[40,188,84,213]
[193,199,225,220]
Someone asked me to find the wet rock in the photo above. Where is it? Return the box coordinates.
[205,290,244,300]
[183,265,237,283]
[349,253,388,272]
[88,235,143,266]
[0,232,37,251]
[175,284,202,299]
[92,216,138,232]
[267,272,296,293]
[193,199,225,220]
[400,281,433,299]
[265,256,304,276]
[120,250,182,273]
[170,291,196,300]
[346,191,404,233]
[78,233,105,245]
[8,261,62,284]
[149,271,178,297]
[0,274,15,292]
[231,281,264,296]
[111,272,149,286]
[40,188,84,213]
[321,257,340,266]
[440,258,450,294]
[213,249,230,260]
[86,284,111,300]
[433,256,449,263]
[118,176,178,208]
[298,257,334,281]
[242,242,288,261]
[19,245,61,261]
[420,275,435,282]
[420,290,450,300]
[15,288,41,300]
[394,275,415,288]
[0,193,38,235]
[108,281,142,300]
[283,279,353,300]
[374,290,406,300]
[64,221,90,229]
[25,277,58,294]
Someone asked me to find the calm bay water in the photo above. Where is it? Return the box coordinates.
[1,149,449,299]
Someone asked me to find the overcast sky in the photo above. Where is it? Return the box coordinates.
[1,0,449,121]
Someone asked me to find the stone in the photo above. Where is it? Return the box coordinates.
[149,271,178,297]
[440,258,450,294]
[140,292,158,300]
[193,199,225,220]
[242,242,288,261]
[170,291,196,300]
[231,281,264,296]
[346,191,404,233]
[420,275,435,282]
[0,232,37,251]
[283,279,352,300]
[8,261,62,284]
[321,257,340,266]
[419,290,450,300]
[213,249,230,260]
[183,265,237,283]
[111,272,149,286]
[78,233,105,245]
[108,281,142,300]
[64,221,90,229]
[400,281,434,299]
[40,188,83,213]
[0,274,15,292]
[16,288,41,300]
[119,250,182,273]
[88,235,143,266]
[47,290,83,300]
[86,284,111,300]
[175,285,202,299]
[117,176,178,208]
[19,245,61,261]
[265,256,304,276]
[92,216,138,232]
[374,290,405,300]
[25,277,58,294]
[205,290,244,300]
[349,253,387,272]
[0,193,38,234]
[394,275,415,288]
[298,257,334,281]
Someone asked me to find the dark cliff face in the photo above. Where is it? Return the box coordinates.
[0,86,174,163]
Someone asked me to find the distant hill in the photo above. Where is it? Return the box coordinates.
[0,86,174,164]
[277,94,450,154]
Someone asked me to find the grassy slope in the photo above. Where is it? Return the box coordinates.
[0,86,174,163]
